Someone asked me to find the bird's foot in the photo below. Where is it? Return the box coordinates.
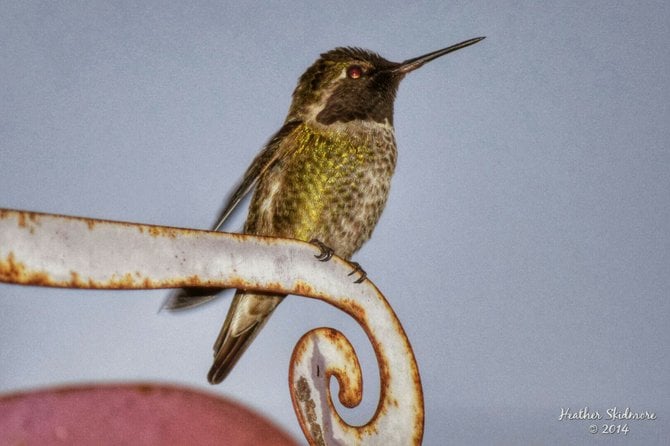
[310,239,334,262]
[347,261,367,284]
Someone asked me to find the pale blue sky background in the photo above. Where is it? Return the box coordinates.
[1,2,669,444]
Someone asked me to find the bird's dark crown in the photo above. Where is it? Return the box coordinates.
[320,47,395,68]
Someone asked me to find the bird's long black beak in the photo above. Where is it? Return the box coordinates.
[391,37,485,75]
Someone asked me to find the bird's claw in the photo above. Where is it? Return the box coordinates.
[309,240,366,283]
[347,261,367,284]
[310,239,334,262]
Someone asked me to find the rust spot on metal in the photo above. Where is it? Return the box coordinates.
[0,252,22,281]
[291,336,309,360]
[142,276,155,288]
[146,225,178,238]
[16,211,38,228]
[187,275,206,286]
[295,376,325,446]
[119,272,136,287]
[69,271,83,287]
[341,298,366,321]
[295,376,310,402]
[0,252,53,286]
[293,280,317,298]
[15,211,39,234]
[264,280,283,291]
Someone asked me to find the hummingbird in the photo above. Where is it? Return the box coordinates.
[164,37,485,384]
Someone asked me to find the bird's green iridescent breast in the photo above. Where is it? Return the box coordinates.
[246,122,396,257]
[276,123,374,237]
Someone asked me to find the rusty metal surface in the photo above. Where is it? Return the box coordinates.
[0,208,424,445]
[288,296,424,445]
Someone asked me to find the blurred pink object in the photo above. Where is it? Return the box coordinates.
[0,382,299,445]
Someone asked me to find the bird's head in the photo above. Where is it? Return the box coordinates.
[287,37,485,128]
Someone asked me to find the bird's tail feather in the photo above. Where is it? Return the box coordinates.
[207,291,284,384]
[161,287,225,311]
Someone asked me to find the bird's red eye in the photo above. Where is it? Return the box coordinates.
[346,65,363,79]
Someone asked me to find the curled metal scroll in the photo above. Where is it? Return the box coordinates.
[0,209,424,445]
